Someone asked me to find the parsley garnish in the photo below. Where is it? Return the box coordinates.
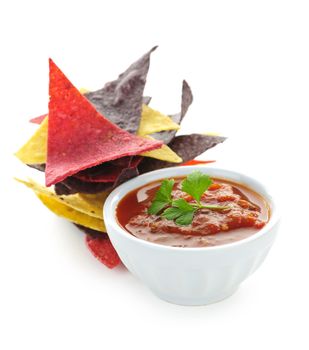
[148,171,229,225]
[148,179,174,215]
[162,199,196,225]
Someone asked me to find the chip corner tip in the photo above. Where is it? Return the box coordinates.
[48,58,58,71]
[182,79,189,88]
[44,176,53,188]
[151,45,158,51]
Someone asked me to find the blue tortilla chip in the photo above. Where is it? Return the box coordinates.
[85,47,157,134]
[139,134,226,173]
[151,80,193,143]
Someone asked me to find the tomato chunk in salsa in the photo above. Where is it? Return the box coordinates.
[116,177,270,247]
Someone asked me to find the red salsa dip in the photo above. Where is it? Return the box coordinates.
[116,177,270,247]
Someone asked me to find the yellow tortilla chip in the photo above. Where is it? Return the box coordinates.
[138,104,180,136]
[15,117,48,164]
[141,136,182,163]
[78,192,109,211]
[15,104,182,165]
[36,193,106,232]
[203,132,220,136]
[16,178,106,219]
[79,88,89,94]
[15,88,89,165]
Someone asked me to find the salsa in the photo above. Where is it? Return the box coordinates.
[116,177,270,247]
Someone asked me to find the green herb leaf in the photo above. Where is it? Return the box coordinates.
[162,207,183,220]
[162,199,197,225]
[200,204,231,210]
[172,198,196,211]
[148,201,168,215]
[175,211,196,226]
[148,179,174,215]
[154,179,174,203]
[181,171,212,204]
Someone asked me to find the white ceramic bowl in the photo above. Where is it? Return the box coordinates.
[103,166,279,306]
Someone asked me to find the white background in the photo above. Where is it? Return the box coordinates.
[1,1,308,349]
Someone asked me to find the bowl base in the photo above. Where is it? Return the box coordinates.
[152,287,238,306]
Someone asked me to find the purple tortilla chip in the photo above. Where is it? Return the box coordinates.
[74,157,132,182]
[54,177,113,195]
[114,167,139,187]
[73,156,141,183]
[85,47,157,134]
[54,182,74,195]
[143,96,152,105]
[27,164,46,172]
[74,224,103,238]
[139,134,226,173]
[28,157,141,194]
[54,157,142,195]
[151,80,193,143]
[113,157,141,187]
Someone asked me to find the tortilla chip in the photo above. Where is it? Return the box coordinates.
[85,47,157,134]
[78,192,109,209]
[19,116,181,167]
[151,80,193,143]
[74,156,141,183]
[112,157,141,187]
[16,178,106,219]
[76,224,121,269]
[30,114,47,124]
[141,136,182,163]
[85,233,120,268]
[138,104,180,136]
[168,134,226,162]
[54,157,142,194]
[18,124,182,168]
[27,164,45,172]
[75,170,117,183]
[139,134,226,173]
[143,96,152,105]
[15,117,48,164]
[36,192,106,232]
[182,160,215,166]
[30,88,90,124]
[74,224,103,238]
[46,59,162,186]
[18,77,178,169]
[74,157,132,182]
[30,95,152,125]
[52,182,71,195]
[54,177,114,195]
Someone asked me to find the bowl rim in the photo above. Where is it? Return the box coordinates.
[103,165,280,252]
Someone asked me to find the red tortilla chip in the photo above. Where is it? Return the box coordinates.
[30,114,47,124]
[76,224,121,268]
[181,160,215,166]
[46,59,162,187]
[85,234,121,269]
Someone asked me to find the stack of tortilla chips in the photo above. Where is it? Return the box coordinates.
[15,47,226,268]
